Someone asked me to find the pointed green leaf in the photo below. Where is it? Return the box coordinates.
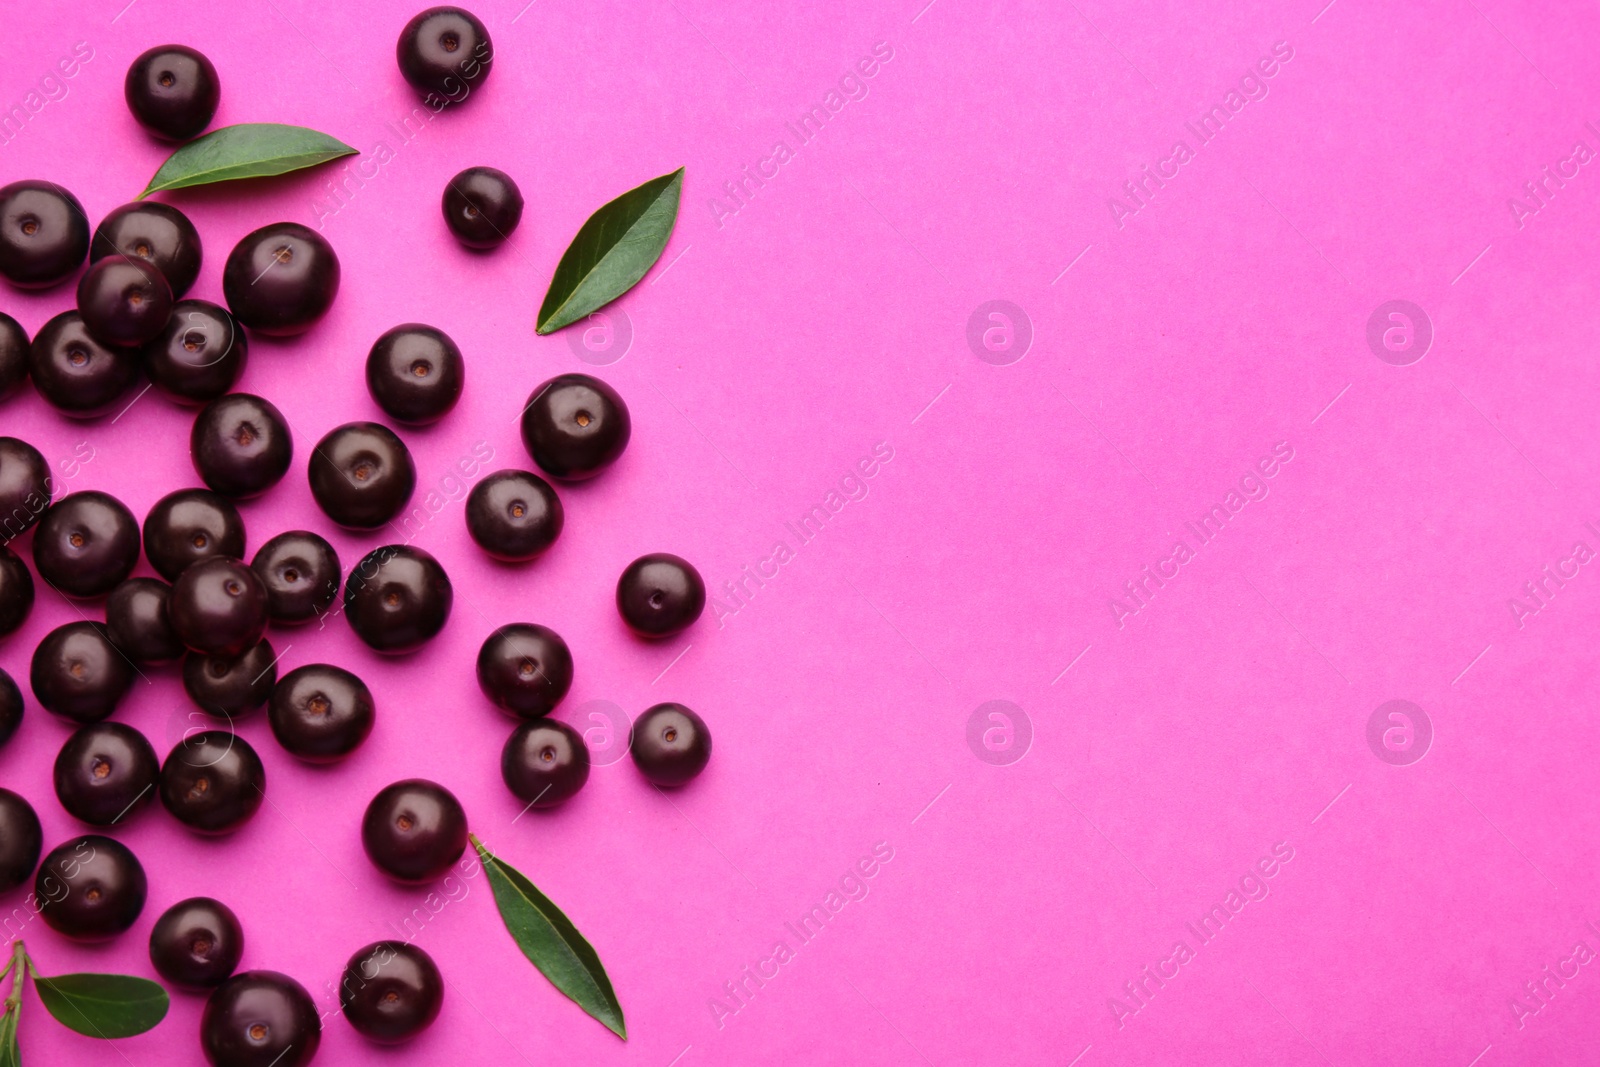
[472,835,626,1039]
[536,168,684,334]
[32,974,168,1039]
[0,1005,18,1067]
[140,123,358,197]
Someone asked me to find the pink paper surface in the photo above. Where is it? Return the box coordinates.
[3,0,1599,1063]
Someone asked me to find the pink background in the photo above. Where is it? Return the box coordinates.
[3,0,1600,1063]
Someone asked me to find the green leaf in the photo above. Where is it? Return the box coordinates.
[0,1005,18,1067]
[140,123,358,197]
[472,834,626,1039]
[536,167,684,335]
[32,974,169,1039]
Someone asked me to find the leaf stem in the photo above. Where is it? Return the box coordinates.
[3,940,26,1020]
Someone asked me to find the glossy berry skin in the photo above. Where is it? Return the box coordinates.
[269,664,373,764]
[222,222,340,337]
[343,546,453,654]
[35,834,147,941]
[183,640,277,720]
[0,180,89,289]
[160,730,266,835]
[465,470,562,561]
[397,7,493,101]
[77,255,174,349]
[92,201,203,297]
[0,788,41,894]
[144,300,247,404]
[442,167,522,249]
[0,312,27,399]
[30,622,134,723]
[170,557,269,658]
[201,970,322,1067]
[475,624,572,719]
[630,702,712,787]
[105,577,184,666]
[33,491,140,599]
[144,488,246,581]
[365,324,464,425]
[502,718,589,808]
[53,721,160,826]
[150,896,244,992]
[0,545,33,639]
[520,374,631,481]
[0,670,21,749]
[362,779,467,884]
[27,310,140,418]
[125,45,219,141]
[617,553,705,638]
[308,422,416,529]
[340,940,444,1044]
[0,437,50,542]
[251,531,340,625]
[192,393,294,498]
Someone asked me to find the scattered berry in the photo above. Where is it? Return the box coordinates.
[27,310,140,417]
[222,222,340,337]
[35,833,147,941]
[616,552,704,638]
[520,373,631,481]
[124,44,220,141]
[169,556,269,657]
[465,469,562,561]
[343,546,453,654]
[340,940,444,1044]
[365,323,464,425]
[30,621,134,723]
[269,663,374,764]
[191,393,294,498]
[476,623,572,718]
[630,702,711,786]
[307,421,416,529]
[501,718,589,808]
[53,721,160,826]
[442,166,522,248]
[361,778,467,884]
[160,729,266,835]
[183,639,277,719]
[0,788,41,894]
[0,180,90,289]
[144,299,247,404]
[251,531,340,625]
[76,254,174,348]
[105,577,184,666]
[143,487,247,581]
[149,896,245,992]
[91,201,203,297]
[200,970,321,1067]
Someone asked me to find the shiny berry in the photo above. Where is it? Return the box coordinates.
[144,488,246,581]
[308,422,415,529]
[200,970,321,1067]
[340,940,444,1044]
[144,299,247,403]
[170,557,269,657]
[0,312,27,399]
[475,623,571,719]
[0,545,33,639]
[150,896,244,992]
[105,577,184,666]
[251,531,340,625]
[501,718,589,808]
[442,167,521,249]
[465,469,562,561]
[365,324,464,425]
[0,788,41,893]
[616,553,704,638]
[30,622,134,723]
[630,702,711,786]
[53,721,160,826]
[519,373,631,480]
[397,7,493,101]
[0,437,50,543]
[33,490,140,598]
[27,310,140,417]
[92,201,203,297]
[222,222,339,337]
[77,255,174,348]
[343,546,453,654]
[160,730,265,835]
[192,393,294,498]
[0,180,89,289]
[125,45,219,141]
[183,640,277,720]
[269,664,373,764]
[35,833,147,941]
[361,779,467,884]
[0,670,21,749]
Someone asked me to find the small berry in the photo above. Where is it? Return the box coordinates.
[361,779,467,884]
[251,531,340,625]
[365,323,464,425]
[307,422,416,529]
[340,940,444,1044]
[519,373,631,480]
[144,299,247,404]
[343,546,453,654]
[616,553,705,638]
[0,180,90,289]
[441,166,522,248]
[183,640,277,719]
[35,833,147,941]
[501,718,589,808]
[630,702,712,787]
[169,557,268,657]
[200,970,321,1067]
[269,664,374,764]
[396,7,493,102]
[222,223,340,337]
[465,469,562,561]
[53,721,160,826]
[124,45,220,141]
[105,577,184,666]
[160,730,266,835]
[76,254,174,348]
[92,201,203,297]
[143,487,246,581]
[30,621,134,723]
[32,490,141,598]
[191,393,294,498]
[27,310,140,418]
[150,896,245,992]
[475,623,572,718]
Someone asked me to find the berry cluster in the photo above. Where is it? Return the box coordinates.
[0,9,706,1063]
